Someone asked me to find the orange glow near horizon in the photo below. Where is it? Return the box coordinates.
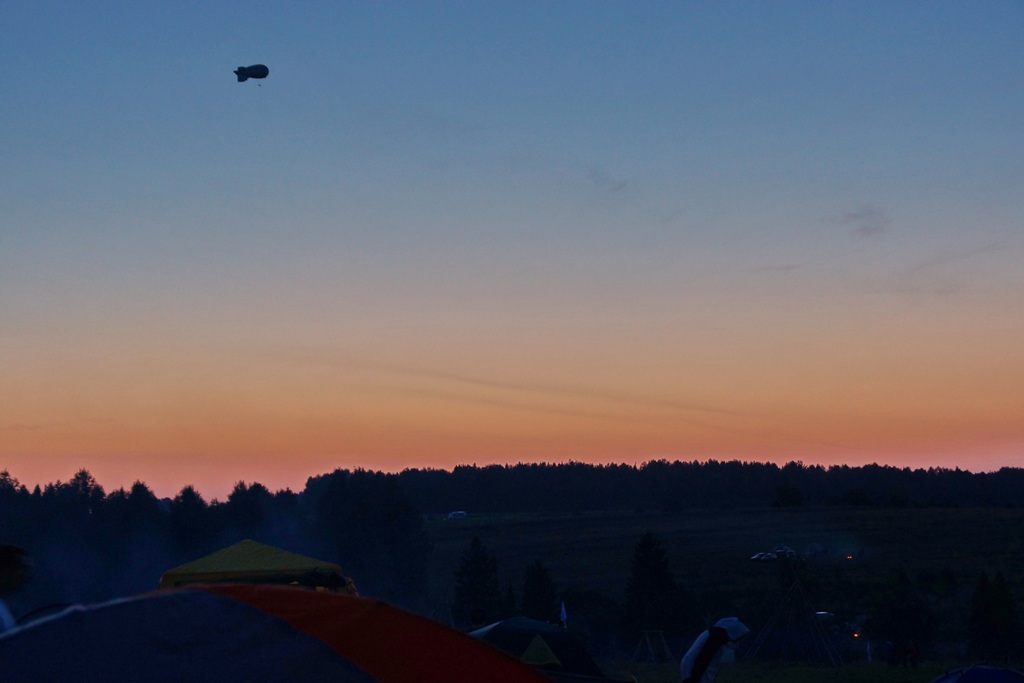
[3,349,1021,501]
[3,243,1022,502]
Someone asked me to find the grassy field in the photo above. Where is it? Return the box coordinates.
[425,505,1024,600]
[422,504,1024,672]
[617,661,957,683]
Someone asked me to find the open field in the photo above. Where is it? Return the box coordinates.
[425,505,1024,601]
[422,504,1024,669]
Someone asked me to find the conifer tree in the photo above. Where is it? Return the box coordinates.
[621,531,681,638]
[521,559,559,622]
[453,536,502,627]
[969,572,1019,661]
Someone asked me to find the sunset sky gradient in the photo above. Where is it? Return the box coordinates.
[2,2,1022,499]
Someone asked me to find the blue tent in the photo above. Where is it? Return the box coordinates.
[0,584,550,683]
[930,665,1024,683]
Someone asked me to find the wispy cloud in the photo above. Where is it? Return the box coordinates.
[253,348,867,450]
[753,204,893,274]
[886,244,1003,299]
[259,346,753,424]
[370,365,860,451]
[751,263,803,273]
[839,206,891,237]
[385,364,746,417]
[904,244,1001,276]
[0,421,57,432]
[587,166,631,195]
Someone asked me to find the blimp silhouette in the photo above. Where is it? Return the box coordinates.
[234,64,269,82]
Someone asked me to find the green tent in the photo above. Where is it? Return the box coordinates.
[159,540,355,592]
[470,617,615,681]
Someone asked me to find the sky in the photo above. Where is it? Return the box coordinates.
[2,2,1022,500]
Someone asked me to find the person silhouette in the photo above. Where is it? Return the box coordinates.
[0,545,30,632]
[680,617,749,683]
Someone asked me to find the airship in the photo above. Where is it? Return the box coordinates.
[234,64,269,82]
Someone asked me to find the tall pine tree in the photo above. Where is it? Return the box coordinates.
[521,559,559,622]
[453,536,503,627]
[621,531,682,639]
[969,572,1019,661]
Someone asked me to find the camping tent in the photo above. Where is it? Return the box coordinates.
[471,617,614,681]
[0,584,551,683]
[929,666,1024,683]
[159,539,355,592]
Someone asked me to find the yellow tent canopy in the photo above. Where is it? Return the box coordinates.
[159,539,355,592]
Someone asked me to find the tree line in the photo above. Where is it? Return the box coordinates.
[0,468,431,612]
[395,460,1024,513]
